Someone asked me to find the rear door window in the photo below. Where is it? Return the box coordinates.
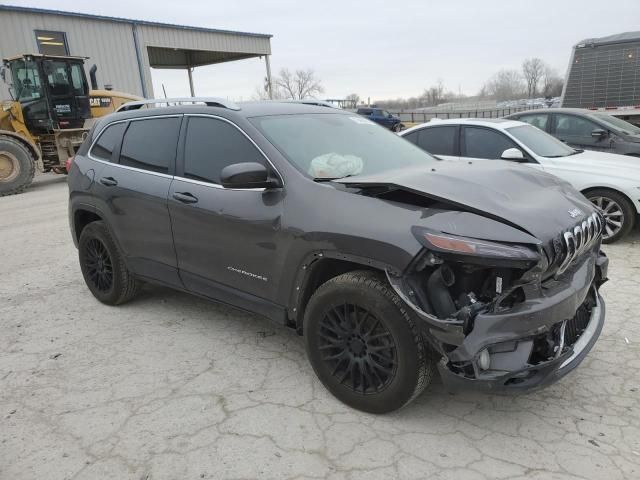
[90,122,126,162]
[402,131,419,145]
[462,127,518,159]
[417,126,457,156]
[182,116,265,184]
[119,117,181,174]
[517,113,550,131]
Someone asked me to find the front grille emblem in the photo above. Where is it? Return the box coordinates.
[568,208,583,218]
[556,212,602,276]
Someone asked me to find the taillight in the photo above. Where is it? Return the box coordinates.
[65,156,74,173]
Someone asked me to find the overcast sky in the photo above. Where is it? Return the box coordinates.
[10,0,640,101]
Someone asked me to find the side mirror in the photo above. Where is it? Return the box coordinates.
[220,162,280,189]
[0,66,6,83]
[501,148,526,161]
[591,128,607,138]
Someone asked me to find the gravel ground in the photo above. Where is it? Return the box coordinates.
[1,173,639,480]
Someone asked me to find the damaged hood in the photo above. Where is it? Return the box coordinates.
[336,161,595,241]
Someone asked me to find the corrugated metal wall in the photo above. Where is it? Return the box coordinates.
[0,9,272,100]
[0,11,143,98]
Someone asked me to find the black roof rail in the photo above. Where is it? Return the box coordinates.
[275,99,340,109]
[116,97,241,112]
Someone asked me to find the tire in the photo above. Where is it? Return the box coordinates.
[0,135,36,197]
[304,270,434,413]
[78,221,141,305]
[584,188,635,244]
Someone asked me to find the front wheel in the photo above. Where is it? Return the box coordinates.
[0,136,36,197]
[304,271,434,413]
[585,189,635,244]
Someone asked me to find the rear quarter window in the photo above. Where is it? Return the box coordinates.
[89,122,126,162]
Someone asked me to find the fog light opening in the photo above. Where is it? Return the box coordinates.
[478,349,491,371]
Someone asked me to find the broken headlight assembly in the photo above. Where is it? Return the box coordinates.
[403,228,545,333]
[411,228,541,264]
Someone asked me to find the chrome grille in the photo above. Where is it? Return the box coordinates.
[556,212,603,276]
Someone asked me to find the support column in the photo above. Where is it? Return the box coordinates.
[264,55,273,99]
[187,67,195,97]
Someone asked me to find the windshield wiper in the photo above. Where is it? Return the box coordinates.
[569,149,584,155]
[313,174,355,182]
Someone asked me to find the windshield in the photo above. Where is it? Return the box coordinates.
[10,59,45,102]
[590,112,640,135]
[250,113,436,178]
[507,124,576,158]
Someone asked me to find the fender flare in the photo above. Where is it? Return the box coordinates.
[0,130,41,161]
[288,250,402,330]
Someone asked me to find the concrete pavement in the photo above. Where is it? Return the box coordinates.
[1,174,639,479]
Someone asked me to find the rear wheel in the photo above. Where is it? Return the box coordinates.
[0,136,36,197]
[78,221,141,305]
[304,271,434,413]
[585,189,635,244]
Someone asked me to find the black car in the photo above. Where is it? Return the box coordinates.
[68,98,608,413]
[506,108,640,156]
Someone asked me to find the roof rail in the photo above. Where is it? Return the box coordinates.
[276,99,340,109]
[116,97,241,112]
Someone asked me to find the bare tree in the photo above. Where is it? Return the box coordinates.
[421,79,445,106]
[541,66,564,97]
[275,68,324,100]
[484,69,524,101]
[522,58,546,98]
[252,85,286,101]
[345,93,360,105]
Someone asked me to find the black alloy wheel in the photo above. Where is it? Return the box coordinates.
[318,303,397,394]
[304,271,435,413]
[78,221,141,305]
[83,238,114,292]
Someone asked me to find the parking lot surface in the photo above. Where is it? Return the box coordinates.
[1,174,639,480]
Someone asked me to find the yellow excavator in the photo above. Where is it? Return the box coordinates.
[0,53,141,196]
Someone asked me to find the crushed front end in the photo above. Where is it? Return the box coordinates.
[388,211,608,393]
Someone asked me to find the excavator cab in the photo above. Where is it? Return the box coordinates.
[3,54,91,133]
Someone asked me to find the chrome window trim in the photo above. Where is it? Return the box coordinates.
[181,113,284,190]
[86,113,283,192]
[172,176,266,192]
[86,156,174,179]
[87,114,183,167]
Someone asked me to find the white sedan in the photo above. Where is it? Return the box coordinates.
[400,118,640,243]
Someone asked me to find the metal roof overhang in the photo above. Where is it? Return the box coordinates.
[147,46,262,69]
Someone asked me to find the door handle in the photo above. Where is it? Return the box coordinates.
[99,176,118,187]
[173,192,198,204]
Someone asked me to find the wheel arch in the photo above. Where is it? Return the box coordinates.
[0,130,41,163]
[289,251,401,333]
[73,208,104,244]
[581,186,639,214]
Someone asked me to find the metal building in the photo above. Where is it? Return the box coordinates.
[0,4,273,100]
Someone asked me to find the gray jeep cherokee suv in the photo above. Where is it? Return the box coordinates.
[68,98,608,413]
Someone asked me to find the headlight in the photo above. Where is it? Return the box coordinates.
[412,228,540,262]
